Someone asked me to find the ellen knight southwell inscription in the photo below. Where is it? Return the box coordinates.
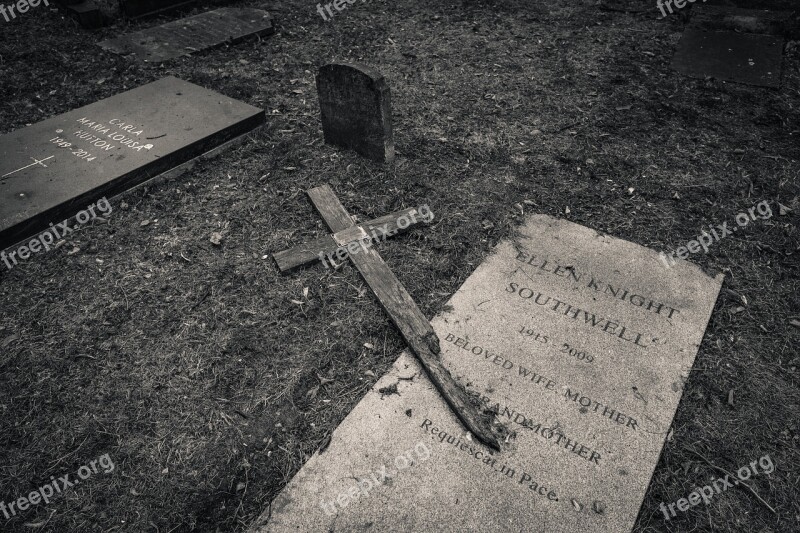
[252,215,723,533]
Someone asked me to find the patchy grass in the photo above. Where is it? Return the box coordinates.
[0,0,798,531]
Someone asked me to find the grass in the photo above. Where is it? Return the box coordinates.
[0,0,798,531]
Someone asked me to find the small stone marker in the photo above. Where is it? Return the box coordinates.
[0,76,264,250]
[98,8,275,63]
[316,63,395,163]
[252,215,723,533]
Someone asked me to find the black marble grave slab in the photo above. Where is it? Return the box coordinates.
[97,8,275,63]
[671,29,783,87]
[0,76,264,250]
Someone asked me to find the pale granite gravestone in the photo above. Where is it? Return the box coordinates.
[98,8,275,63]
[0,76,264,250]
[316,63,395,163]
[251,215,723,533]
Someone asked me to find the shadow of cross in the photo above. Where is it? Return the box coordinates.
[273,184,502,451]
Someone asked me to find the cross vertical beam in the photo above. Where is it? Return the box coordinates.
[302,184,502,450]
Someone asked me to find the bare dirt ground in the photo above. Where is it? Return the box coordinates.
[0,0,798,531]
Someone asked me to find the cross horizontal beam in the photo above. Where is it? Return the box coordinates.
[273,206,427,272]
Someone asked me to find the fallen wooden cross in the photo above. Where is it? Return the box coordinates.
[274,184,503,450]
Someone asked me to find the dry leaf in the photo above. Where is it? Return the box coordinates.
[1,334,19,348]
[728,390,734,406]
[318,433,332,453]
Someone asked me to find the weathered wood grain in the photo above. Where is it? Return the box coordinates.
[273,206,425,272]
[306,184,502,450]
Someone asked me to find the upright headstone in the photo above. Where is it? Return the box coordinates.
[316,63,395,163]
[98,8,275,63]
[251,215,723,533]
[0,76,264,250]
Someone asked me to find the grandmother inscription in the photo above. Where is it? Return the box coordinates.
[252,215,723,533]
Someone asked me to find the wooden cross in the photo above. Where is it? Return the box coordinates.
[274,184,501,450]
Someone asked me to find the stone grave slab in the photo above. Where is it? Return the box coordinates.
[120,0,197,19]
[251,215,724,533]
[59,1,104,29]
[316,63,395,163]
[705,0,798,10]
[0,76,264,250]
[689,5,793,36]
[97,8,275,63]
[671,29,783,87]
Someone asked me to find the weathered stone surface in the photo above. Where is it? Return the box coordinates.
[689,5,796,36]
[97,8,275,63]
[120,0,196,19]
[705,0,798,9]
[0,76,264,250]
[316,62,394,163]
[672,29,783,87]
[250,215,723,533]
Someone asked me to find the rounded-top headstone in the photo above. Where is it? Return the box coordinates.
[316,62,395,164]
